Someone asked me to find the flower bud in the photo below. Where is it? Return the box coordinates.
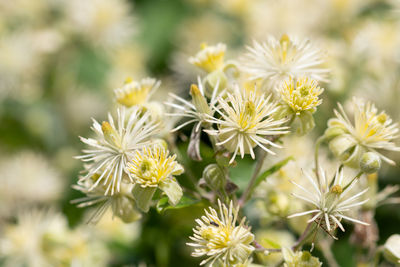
[190,84,211,115]
[359,152,381,174]
[328,135,356,162]
[283,247,322,267]
[112,197,142,223]
[205,69,227,98]
[101,121,119,145]
[383,234,400,265]
[202,164,226,191]
[324,127,345,141]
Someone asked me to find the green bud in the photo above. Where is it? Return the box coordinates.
[284,249,322,267]
[383,234,400,265]
[205,69,227,98]
[292,110,315,136]
[328,135,355,159]
[112,196,142,223]
[324,127,346,141]
[132,184,157,212]
[360,152,381,174]
[202,164,226,191]
[190,84,211,115]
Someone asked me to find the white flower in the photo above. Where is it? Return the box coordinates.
[64,0,135,47]
[328,98,400,165]
[187,200,255,266]
[206,85,289,163]
[0,151,64,218]
[165,77,220,132]
[76,107,160,195]
[114,77,160,107]
[127,145,184,212]
[72,171,141,224]
[0,209,109,267]
[241,35,328,89]
[279,76,324,115]
[288,167,369,236]
[189,43,227,73]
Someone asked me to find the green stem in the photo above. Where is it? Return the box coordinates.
[343,171,363,192]
[238,149,267,207]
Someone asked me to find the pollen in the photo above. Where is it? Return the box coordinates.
[330,185,343,194]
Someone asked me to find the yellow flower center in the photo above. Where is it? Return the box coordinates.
[330,185,343,194]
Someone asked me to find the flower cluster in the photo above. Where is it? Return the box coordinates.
[70,31,400,266]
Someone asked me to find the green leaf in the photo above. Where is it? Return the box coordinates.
[253,156,294,189]
[156,196,200,214]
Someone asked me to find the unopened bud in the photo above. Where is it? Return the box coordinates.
[112,197,142,223]
[205,69,227,98]
[101,121,118,144]
[383,234,400,265]
[324,127,345,140]
[202,164,226,190]
[328,135,355,160]
[190,84,211,115]
[360,152,381,174]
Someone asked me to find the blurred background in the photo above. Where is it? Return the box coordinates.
[0,0,399,266]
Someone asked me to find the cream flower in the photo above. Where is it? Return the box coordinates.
[76,107,160,195]
[241,35,328,89]
[327,98,400,165]
[127,145,184,212]
[206,85,289,163]
[72,171,141,224]
[187,200,255,266]
[282,247,322,267]
[288,167,369,237]
[165,78,219,133]
[114,77,160,107]
[189,43,226,73]
[279,76,324,115]
[0,209,109,267]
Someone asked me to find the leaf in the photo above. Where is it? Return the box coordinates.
[253,156,293,189]
[156,196,200,214]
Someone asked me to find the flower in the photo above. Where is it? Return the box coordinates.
[0,209,109,267]
[288,167,369,237]
[327,98,400,166]
[383,234,400,265]
[127,145,184,212]
[282,247,322,267]
[0,151,64,218]
[72,171,141,224]
[241,35,328,89]
[114,77,160,107]
[64,0,135,48]
[205,85,289,163]
[187,200,255,266]
[189,43,226,73]
[279,76,324,115]
[76,107,160,195]
[165,78,218,133]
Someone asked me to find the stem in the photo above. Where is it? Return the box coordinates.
[293,222,316,251]
[253,221,316,254]
[343,171,363,192]
[238,149,267,207]
[319,238,340,267]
